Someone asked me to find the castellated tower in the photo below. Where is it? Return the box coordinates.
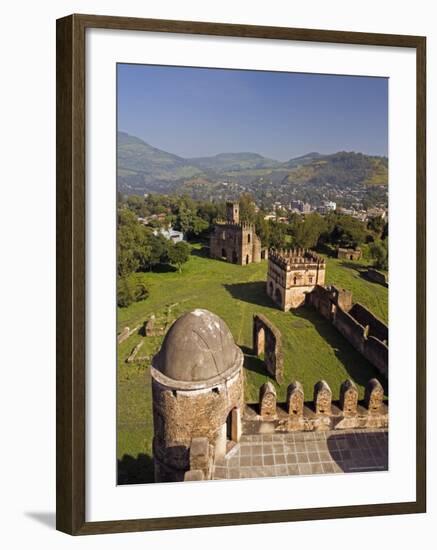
[210,200,267,265]
[226,201,240,224]
[267,248,326,310]
[151,309,244,482]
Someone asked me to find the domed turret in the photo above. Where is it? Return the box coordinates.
[153,309,241,383]
[151,309,244,482]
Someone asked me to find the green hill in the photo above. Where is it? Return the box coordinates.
[117,132,388,200]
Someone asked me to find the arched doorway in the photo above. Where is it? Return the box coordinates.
[221,248,227,260]
[246,254,249,265]
[232,250,238,264]
[226,407,241,445]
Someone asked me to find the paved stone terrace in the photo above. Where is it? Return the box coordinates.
[213,429,388,480]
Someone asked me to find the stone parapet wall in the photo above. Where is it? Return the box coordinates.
[349,303,388,342]
[307,285,388,378]
[243,378,388,434]
[366,268,388,286]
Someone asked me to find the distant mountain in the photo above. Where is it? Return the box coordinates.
[282,152,324,169]
[189,152,280,172]
[117,132,388,205]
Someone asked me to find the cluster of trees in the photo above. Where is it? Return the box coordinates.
[118,193,389,307]
[237,193,378,251]
[369,239,388,271]
[117,208,190,307]
[118,208,191,277]
[120,193,224,239]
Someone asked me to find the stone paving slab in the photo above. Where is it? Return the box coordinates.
[213,429,388,480]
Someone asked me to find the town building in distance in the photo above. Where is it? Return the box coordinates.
[267,248,326,310]
[210,201,267,265]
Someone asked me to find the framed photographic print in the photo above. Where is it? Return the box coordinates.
[56,14,426,535]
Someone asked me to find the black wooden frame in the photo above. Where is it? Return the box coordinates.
[56,13,426,535]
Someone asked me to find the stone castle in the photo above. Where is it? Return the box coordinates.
[147,233,389,483]
[150,308,388,483]
[210,201,267,265]
[267,248,326,310]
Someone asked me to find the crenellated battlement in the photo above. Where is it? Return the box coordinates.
[214,219,256,230]
[243,377,388,433]
[268,248,326,269]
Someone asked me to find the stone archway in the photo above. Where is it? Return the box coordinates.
[226,407,241,443]
[253,314,284,383]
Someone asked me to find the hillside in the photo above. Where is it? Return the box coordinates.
[117,131,388,207]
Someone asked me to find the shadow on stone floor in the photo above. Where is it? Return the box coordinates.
[326,431,388,473]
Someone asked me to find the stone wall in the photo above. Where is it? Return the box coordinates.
[209,222,263,265]
[349,303,388,343]
[243,378,388,434]
[151,367,244,482]
[253,314,284,383]
[337,247,362,261]
[307,285,388,378]
[267,249,326,310]
[366,268,388,286]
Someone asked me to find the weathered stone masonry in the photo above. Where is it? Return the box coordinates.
[243,378,387,435]
[253,314,284,383]
[210,201,267,265]
[307,285,388,378]
[267,248,326,310]
[151,309,244,482]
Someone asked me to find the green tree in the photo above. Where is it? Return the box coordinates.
[369,239,388,270]
[269,221,287,249]
[292,213,328,248]
[117,276,149,307]
[330,215,367,248]
[117,209,149,276]
[367,215,385,237]
[255,212,270,247]
[148,234,169,269]
[239,193,257,223]
[167,241,190,272]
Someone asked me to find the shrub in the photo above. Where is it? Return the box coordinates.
[117,277,149,308]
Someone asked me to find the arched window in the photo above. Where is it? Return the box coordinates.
[248,234,251,244]
[293,276,297,285]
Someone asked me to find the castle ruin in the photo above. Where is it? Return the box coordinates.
[210,201,267,265]
[151,308,388,482]
[267,248,326,310]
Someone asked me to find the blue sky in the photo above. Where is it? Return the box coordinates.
[117,64,388,161]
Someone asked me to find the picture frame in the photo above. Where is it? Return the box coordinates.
[56,13,426,535]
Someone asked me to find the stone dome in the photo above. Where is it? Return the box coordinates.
[153,309,242,383]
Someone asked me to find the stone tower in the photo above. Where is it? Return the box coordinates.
[151,309,244,482]
[267,248,326,310]
[226,201,240,224]
[209,200,267,265]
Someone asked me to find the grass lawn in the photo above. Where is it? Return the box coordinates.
[117,244,388,483]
